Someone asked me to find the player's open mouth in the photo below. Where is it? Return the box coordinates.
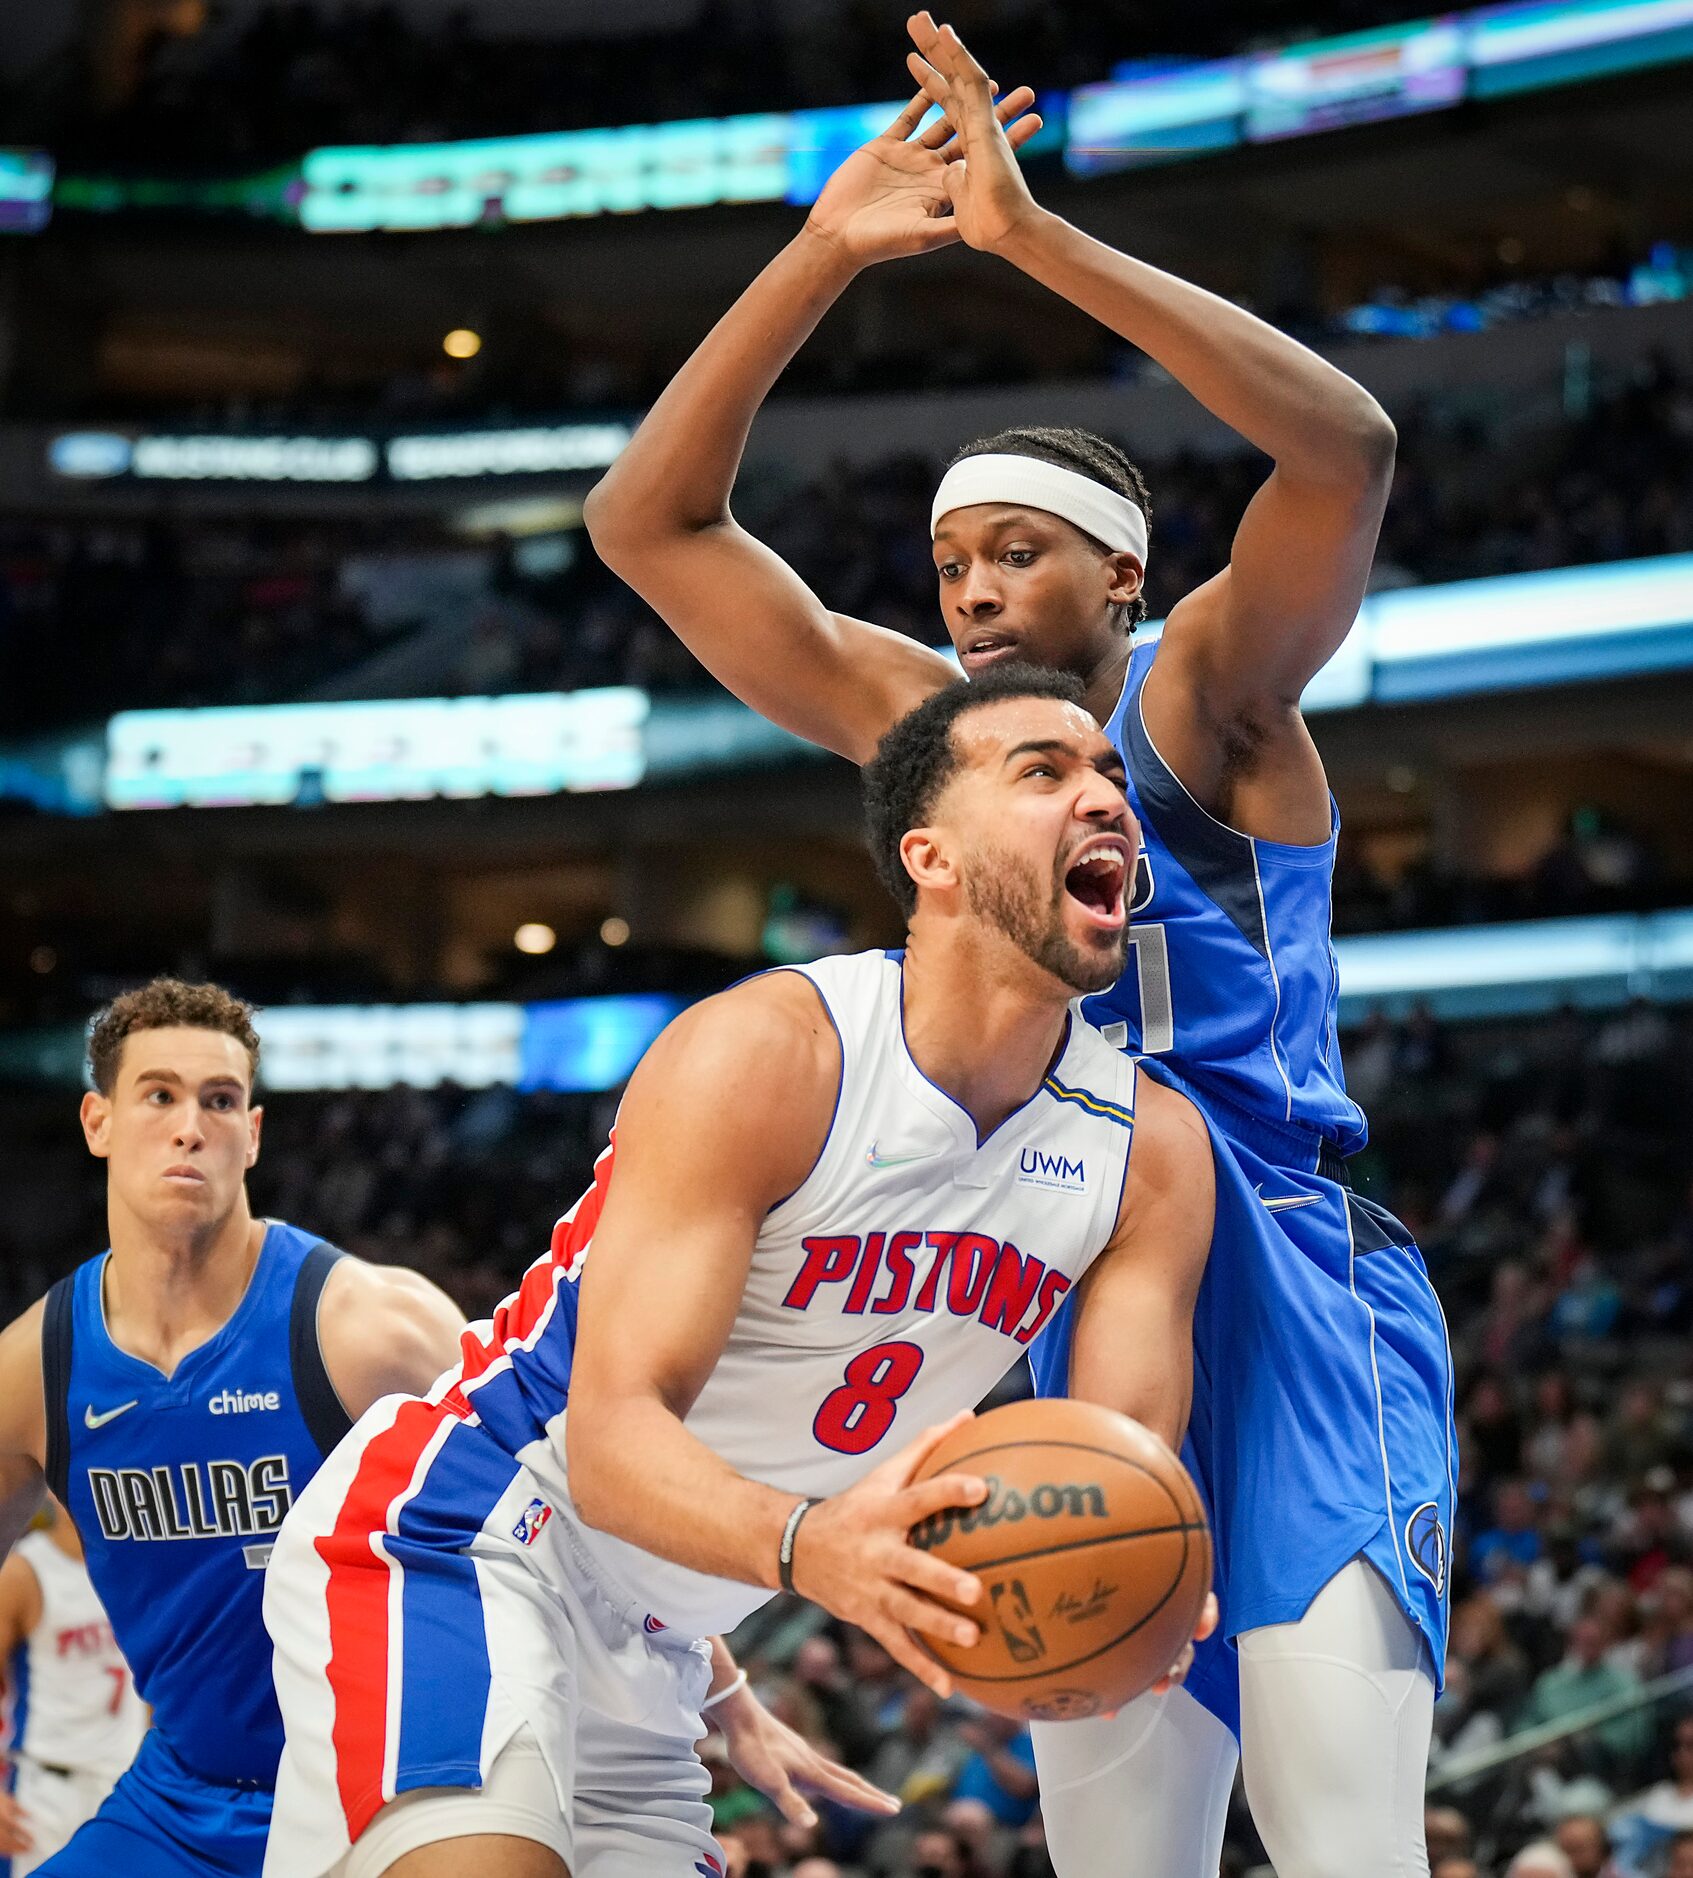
[960,634,1020,672]
[1063,838,1130,930]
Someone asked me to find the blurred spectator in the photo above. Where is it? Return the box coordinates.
[1610,1717,1693,1870]
[1509,1846,1577,1878]
[1472,1481,1546,1583]
[1519,1611,1652,1775]
[1428,1805,1477,1862]
[1668,1830,1693,1878]
[1553,1814,1624,1878]
[909,1824,990,1878]
[950,1717,1039,1828]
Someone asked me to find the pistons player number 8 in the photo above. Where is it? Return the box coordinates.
[812,1341,926,1455]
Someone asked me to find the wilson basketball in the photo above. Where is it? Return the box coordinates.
[907,1398,1212,1721]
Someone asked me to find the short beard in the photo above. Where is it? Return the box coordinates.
[964,843,1127,995]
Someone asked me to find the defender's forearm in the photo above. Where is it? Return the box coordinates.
[999,210,1393,483]
[586,227,861,544]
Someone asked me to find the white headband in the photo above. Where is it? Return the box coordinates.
[930,453,1148,567]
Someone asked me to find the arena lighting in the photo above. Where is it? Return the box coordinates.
[1136,551,1693,712]
[46,422,630,485]
[103,688,650,809]
[385,423,631,481]
[0,150,54,234]
[514,922,557,954]
[0,553,1679,821]
[599,916,631,947]
[1066,0,1693,173]
[44,432,380,483]
[1334,907,1693,1022]
[443,328,482,359]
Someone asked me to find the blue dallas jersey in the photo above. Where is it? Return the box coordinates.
[1030,637,1456,1733]
[43,1222,350,1789]
[1083,636,1364,1151]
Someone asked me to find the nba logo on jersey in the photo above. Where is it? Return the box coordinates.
[512,1498,552,1546]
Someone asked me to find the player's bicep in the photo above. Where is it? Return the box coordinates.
[614,521,954,763]
[1159,452,1389,719]
[569,981,840,1420]
[319,1263,469,1417]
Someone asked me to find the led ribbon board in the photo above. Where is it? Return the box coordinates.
[47,423,631,484]
[253,993,688,1092]
[1067,0,1693,173]
[104,689,650,810]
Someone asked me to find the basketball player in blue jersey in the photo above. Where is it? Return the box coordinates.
[0,979,910,1875]
[584,14,1454,1875]
[0,977,469,1876]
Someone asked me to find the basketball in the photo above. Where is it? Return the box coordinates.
[907,1399,1212,1722]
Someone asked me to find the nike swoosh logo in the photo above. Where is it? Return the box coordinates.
[1259,1193,1324,1213]
[84,1400,139,1429]
[865,1143,939,1170]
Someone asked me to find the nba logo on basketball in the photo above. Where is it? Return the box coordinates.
[512,1498,552,1546]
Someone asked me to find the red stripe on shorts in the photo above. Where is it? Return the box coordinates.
[315,1396,449,1840]
[454,1136,618,1389]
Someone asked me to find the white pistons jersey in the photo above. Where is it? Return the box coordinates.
[558,948,1139,1635]
[6,1530,146,1777]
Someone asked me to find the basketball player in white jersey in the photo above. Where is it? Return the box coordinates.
[262,667,1217,1877]
[0,1501,145,1876]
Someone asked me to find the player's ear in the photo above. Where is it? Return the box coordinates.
[246,1102,264,1169]
[1105,552,1143,610]
[80,1089,112,1159]
[900,825,958,898]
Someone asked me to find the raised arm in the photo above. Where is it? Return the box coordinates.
[909,13,1395,838]
[1065,1076,1214,1450]
[583,90,1038,762]
[564,973,990,1694]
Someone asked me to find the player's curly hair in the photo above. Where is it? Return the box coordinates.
[87,977,261,1095]
[949,424,1153,629]
[864,663,1087,918]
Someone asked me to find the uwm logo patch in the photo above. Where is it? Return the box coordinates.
[1017,1147,1087,1193]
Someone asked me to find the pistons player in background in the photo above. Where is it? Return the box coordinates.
[586,13,1455,1876]
[0,1500,145,1875]
[0,982,900,1877]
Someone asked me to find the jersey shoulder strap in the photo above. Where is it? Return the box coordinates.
[288,1241,353,1458]
[41,1270,77,1505]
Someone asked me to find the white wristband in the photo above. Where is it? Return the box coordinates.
[700,1668,749,1714]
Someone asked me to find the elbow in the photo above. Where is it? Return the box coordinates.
[582,475,635,568]
[583,467,728,568]
[1342,395,1397,485]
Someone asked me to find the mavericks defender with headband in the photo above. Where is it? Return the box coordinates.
[585,14,1454,1877]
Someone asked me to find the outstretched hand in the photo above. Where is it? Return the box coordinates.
[906,11,1043,254]
[805,72,1041,269]
[711,1681,900,1828]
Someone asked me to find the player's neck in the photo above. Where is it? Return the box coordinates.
[1077,635,1134,730]
[899,930,1069,1140]
[101,1202,265,1377]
